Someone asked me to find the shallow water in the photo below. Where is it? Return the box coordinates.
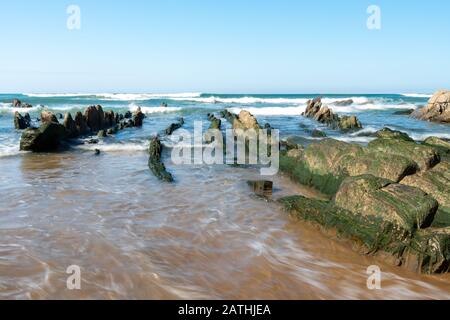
[0,93,449,299]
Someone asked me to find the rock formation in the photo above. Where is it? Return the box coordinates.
[413,90,450,123]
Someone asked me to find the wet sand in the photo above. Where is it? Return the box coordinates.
[0,150,449,299]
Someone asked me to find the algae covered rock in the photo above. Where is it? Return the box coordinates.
[14,111,31,130]
[401,161,450,210]
[20,122,67,152]
[148,136,174,182]
[368,138,440,171]
[423,136,450,160]
[375,127,414,142]
[335,175,438,232]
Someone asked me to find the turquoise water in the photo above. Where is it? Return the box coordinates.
[0,93,449,157]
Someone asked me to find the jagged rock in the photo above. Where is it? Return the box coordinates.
[234,110,260,131]
[97,130,107,138]
[124,111,132,119]
[14,112,31,130]
[339,115,362,131]
[413,90,450,123]
[148,136,174,182]
[302,97,362,131]
[63,113,78,138]
[207,113,222,130]
[74,112,89,135]
[165,118,185,135]
[41,110,59,124]
[84,105,104,132]
[104,110,115,128]
[20,122,66,152]
[12,99,32,108]
[132,107,145,127]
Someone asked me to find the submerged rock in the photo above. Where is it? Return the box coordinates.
[311,129,327,138]
[333,99,354,106]
[165,118,185,136]
[20,122,66,152]
[413,90,450,123]
[148,136,174,182]
[248,181,273,198]
[375,127,414,142]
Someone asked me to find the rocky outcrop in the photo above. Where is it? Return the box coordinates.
[165,118,185,136]
[132,107,145,127]
[74,111,89,136]
[12,99,32,109]
[20,122,67,152]
[84,105,104,132]
[248,181,273,198]
[14,112,31,130]
[280,190,449,274]
[335,175,438,231]
[413,90,450,123]
[207,113,222,130]
[333,99,354,106]
[278,127,450,273]
[148,136,174,182]
[63,113,78,138]
[41,110,59,124]
[302,97,362,131]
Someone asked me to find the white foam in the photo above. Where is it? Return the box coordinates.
[23,92,202,101]
[172,96,370,105]
[228,103,419,116]
[401,93,432,98]
[128,103,182,114]
[0,104,43,113]
[0,145,23,158]
[228,106,306,116]
[75,142,148,152]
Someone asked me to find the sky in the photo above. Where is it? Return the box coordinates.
[0,0,449,94]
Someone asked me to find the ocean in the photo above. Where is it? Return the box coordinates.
[0,92,449,299]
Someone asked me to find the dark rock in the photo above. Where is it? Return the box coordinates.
[14,112,31,130]
[302,97,362,131]
[94,149,101,155]
[124,111,132,119]
[12,99,32,108]
[165,118,185,135]
[248,181,273,198]
[87,139,99,144]
[393,109,415,115]
[20,122,66,152]
[74,112,89,135]
[84,105,105,132]
[132,107,145,127]
[311,129,327,138]
[63,113,78,138]
[104,110,115,128]
[333,99,354,106]
[148,136,174,182]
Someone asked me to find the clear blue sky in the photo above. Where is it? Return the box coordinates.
[0,0,449,93]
